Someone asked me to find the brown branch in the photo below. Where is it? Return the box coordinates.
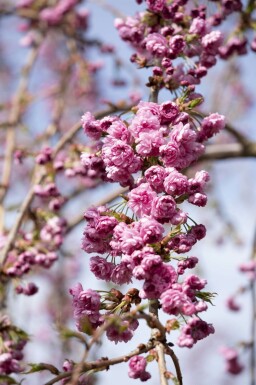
[224,122,251,147]
[44,340,155,385]
[201,142,256,161]
[148,299,169,385]
[165,345,183,385]
[0,41,41,232]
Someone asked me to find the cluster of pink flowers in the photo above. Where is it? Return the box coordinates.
[81,101,225,188]
[70,97,225,355]
[116,0,255,93]
[3,216,66,287]
[128,356,151,381]
[17,0,89,31]
[0,316,28,376]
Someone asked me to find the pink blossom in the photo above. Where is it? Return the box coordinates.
[128,355,151,381]
[164,168,188,196]
[133,253,162,280]
[111,262,133,284]
[151,195,177,223]
[106,318,137,344]
[136,131,165,156]
[130,110,160,137]
[144,33,168,57]
[189,17,209,36]
[159,141,180,167]
[177,257,199,275]
[160,287,196,316]
[102,139,135,169]
[140,264,177,299]
[220,347,244,375]
[198,113,225,141]
[226,297,241,312]
[107,120,132,143]
[137,217,164,243]
[159,101,180,123]
[81,112,102,140]
[202,31,223,54]
[146,0,165,12]
[128,183,157,217]
[111,222,143,255]
[115,16,145,45]
[188,193,207,207]
[184,274,207,291]
[69,284,102,331]
[190,224,206,240]
[169,35,185,56]
[90,256,114,281]
[177,317,214,348]
[144,166,167,192]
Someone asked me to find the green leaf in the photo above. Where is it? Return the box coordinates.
[59,327,87,344]
[195,291,217,305]
[171,376,180,385]
[187,98,204,109]
[24,363,59,375]
[146,354,155,363]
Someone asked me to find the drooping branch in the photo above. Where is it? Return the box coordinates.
[0,39,42,231]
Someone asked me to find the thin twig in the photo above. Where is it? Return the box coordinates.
[165,345,183,385]
[45,340,155,385]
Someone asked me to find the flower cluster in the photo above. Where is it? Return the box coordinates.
[0,316,28,376]
[115,0,256,94]
[128,356,151,381]
[17,0,89,33]
[74,99,223,352]
[3,216,66,285]
[81,101,225,188]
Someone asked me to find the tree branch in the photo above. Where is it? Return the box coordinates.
[165,345,183,385]
[44,340,155,385]
[201,142,256,161]
[0,41,41,232]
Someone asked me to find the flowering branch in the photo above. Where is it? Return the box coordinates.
[0,103,134,266]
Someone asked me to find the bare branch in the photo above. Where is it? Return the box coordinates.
[0,41,42,231]
[165,345,183,385]
[201,142,256,161]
